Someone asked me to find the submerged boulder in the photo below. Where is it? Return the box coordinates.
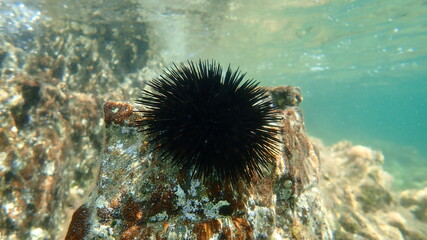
[65,86,333,239]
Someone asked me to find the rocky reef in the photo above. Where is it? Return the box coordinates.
[317,141,427,239]
[0,1,426,240]
[0,2,156,238]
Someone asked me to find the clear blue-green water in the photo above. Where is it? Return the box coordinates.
[194,0,427,189]
[3,0,426,189]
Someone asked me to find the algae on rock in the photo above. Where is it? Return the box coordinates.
[65,86,333,239]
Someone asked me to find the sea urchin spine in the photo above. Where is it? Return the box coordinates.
[136,60,280,185]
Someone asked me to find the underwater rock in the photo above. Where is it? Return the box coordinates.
[1,4,426,238]
[0,3,166,239]
[0,72,104,238]
[65,86,333,239]
[0,2,43,50]
[399,187,427,223]
[266,85,303,108]
[0,2,152,98]
[318,141,427,240]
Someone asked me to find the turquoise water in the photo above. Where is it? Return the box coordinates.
[4,0,426,188]
[193,0,427,189]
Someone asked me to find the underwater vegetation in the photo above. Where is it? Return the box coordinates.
[136,60,280,186]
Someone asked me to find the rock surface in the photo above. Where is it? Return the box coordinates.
[65,86,333,239]
[317,141,427,240]
[0,71,103,239]
[0,2,157,238]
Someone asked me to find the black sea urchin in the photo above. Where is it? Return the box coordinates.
[136,60,280,185]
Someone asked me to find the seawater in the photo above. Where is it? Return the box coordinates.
[197,0,427,189]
